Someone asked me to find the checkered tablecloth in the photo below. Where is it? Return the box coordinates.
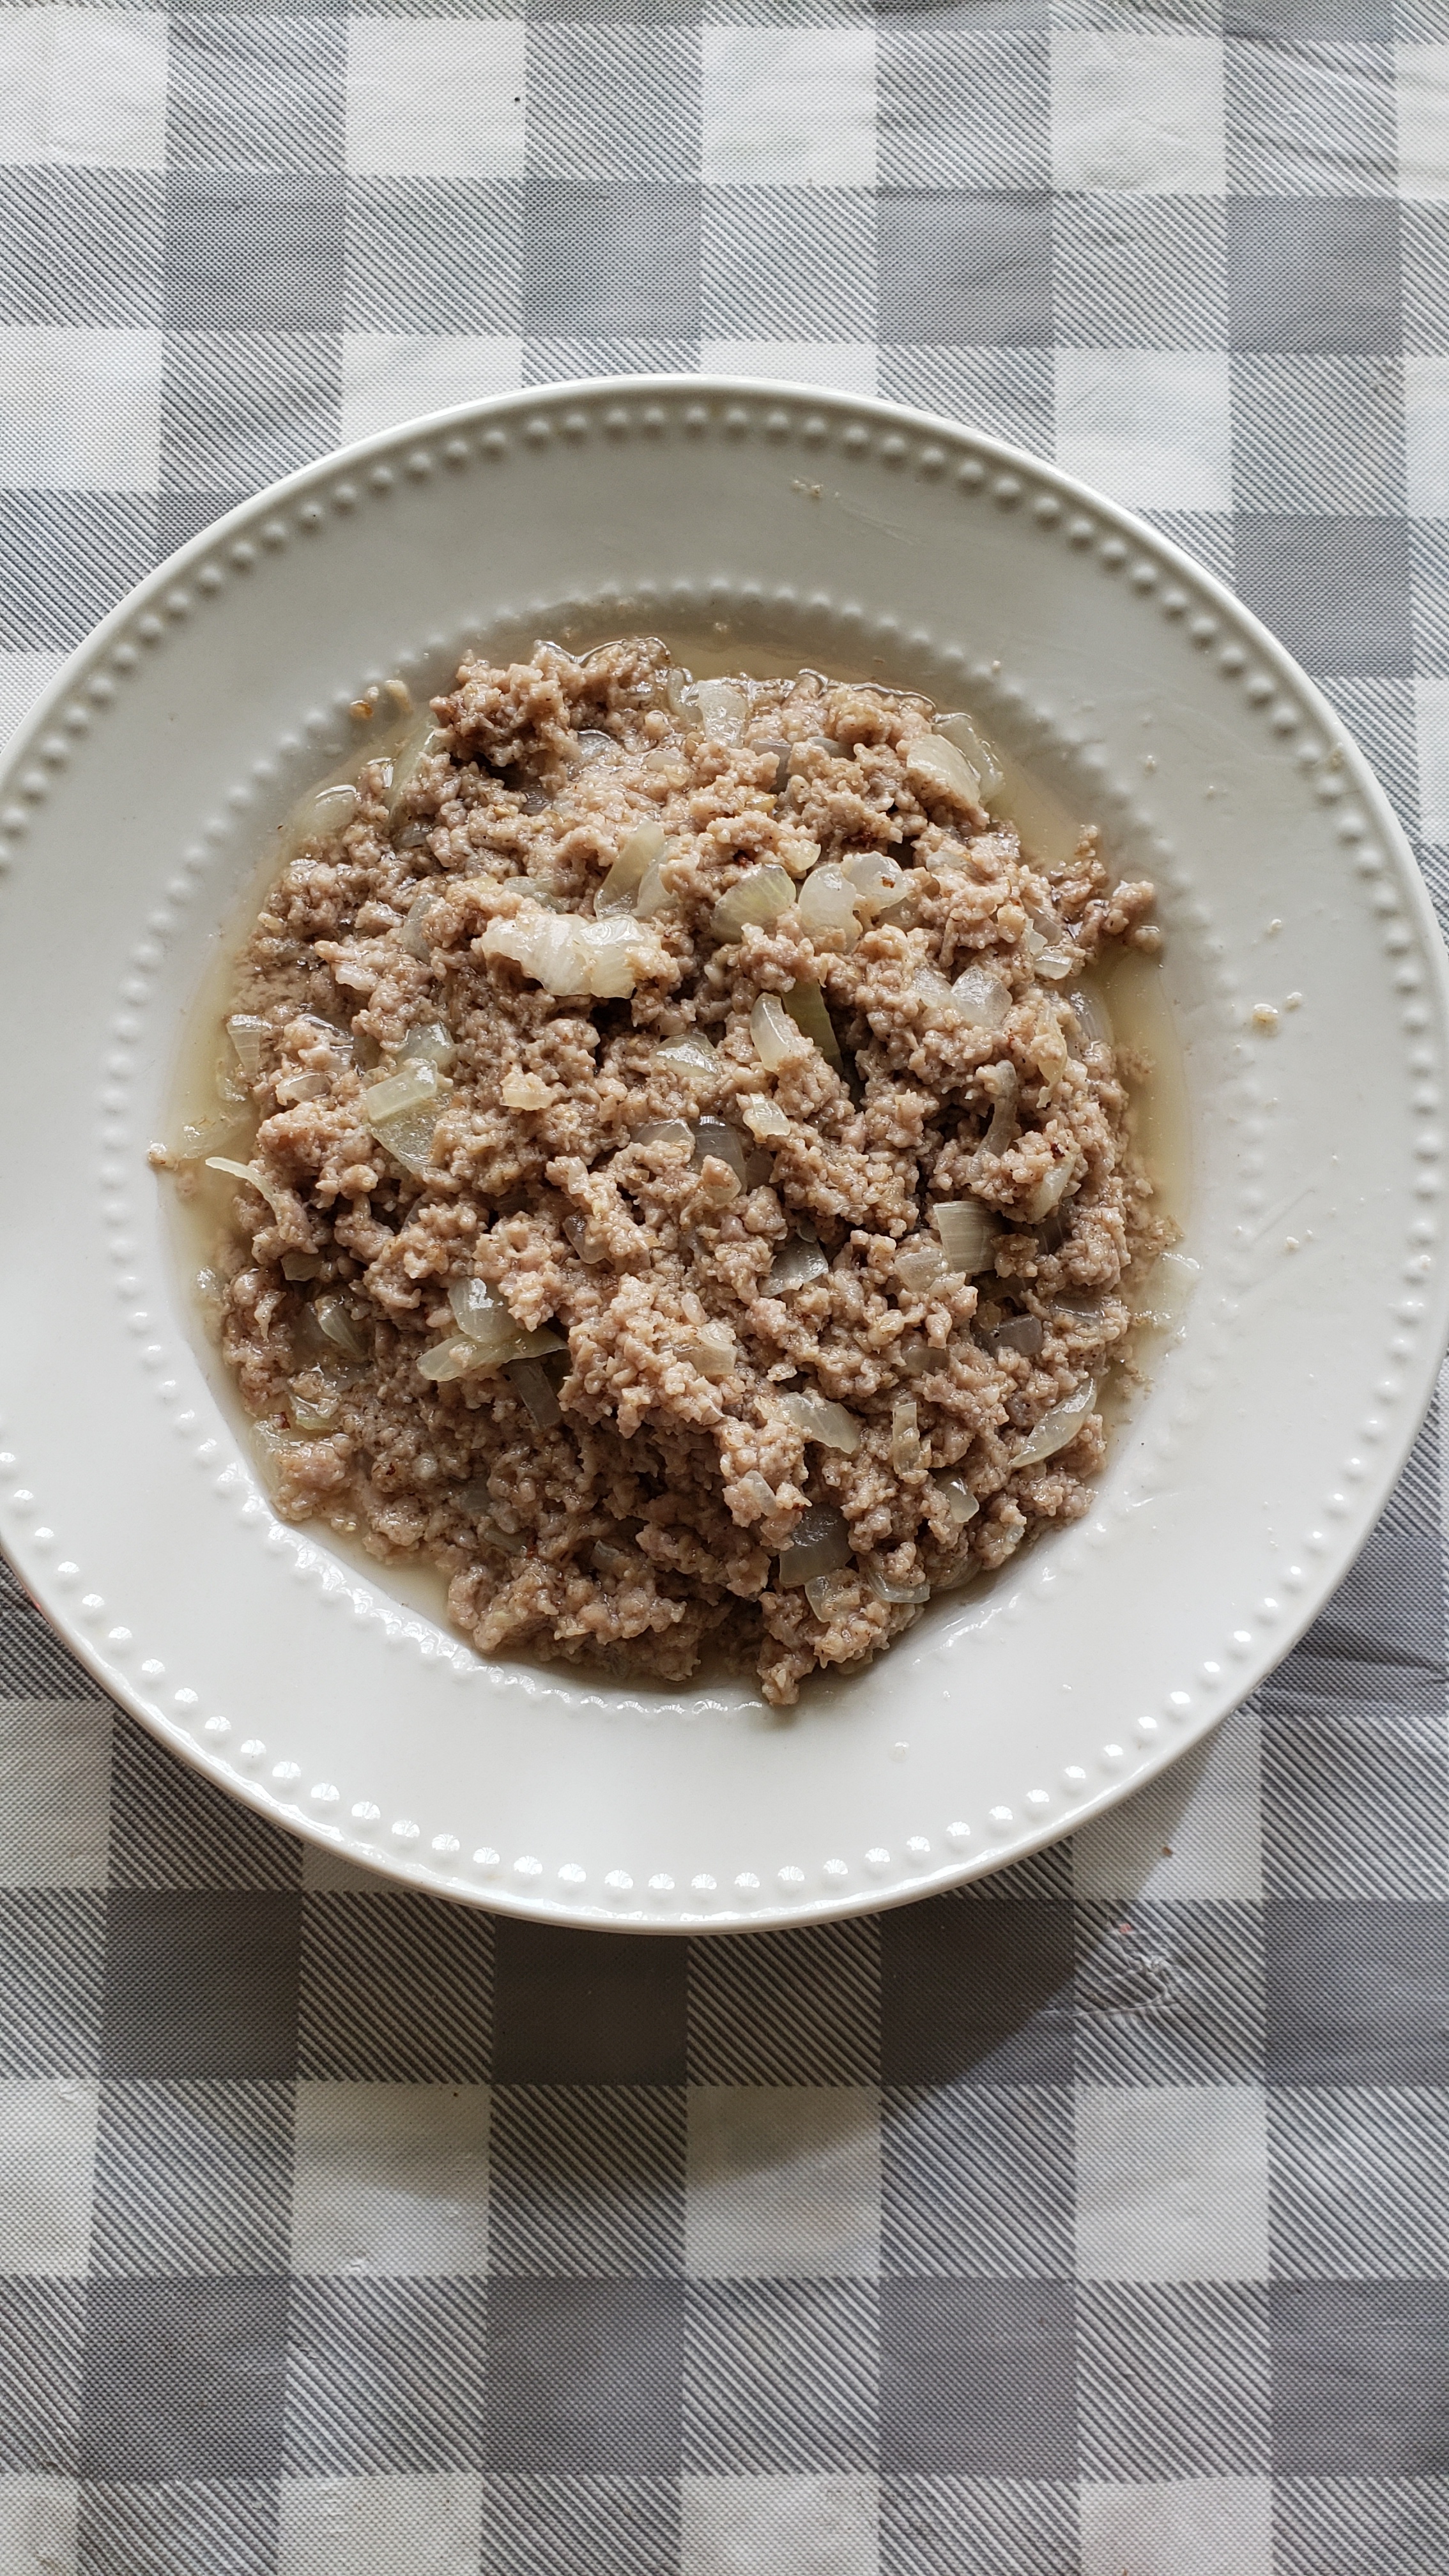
[3,3,1449,2570]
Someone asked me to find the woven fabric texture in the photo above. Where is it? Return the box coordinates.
[2,3,1448,2569]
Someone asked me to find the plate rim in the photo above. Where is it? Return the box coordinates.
[2,370,1446,1931]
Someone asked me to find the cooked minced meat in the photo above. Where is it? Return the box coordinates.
[166,638,1169,1706]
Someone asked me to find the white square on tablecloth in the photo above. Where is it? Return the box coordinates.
[1397,45,1449,201]
[341,334,523,445]
[702,28,876,189]
[0,2478,79,2576]
[682,2474,878,2576]
[0,8,167,171]
[1073,1703,1262,1902]
[0,2079,98,2275]
[291,2083,491,2277]
[1406,354,1449,515]
[1054,349,1232,513]
[0,657,64,756]
[1051,28,1225,197]
[1076,2085,1270,2284]
[700,339,876,395]
[0,326,162,494]
[1416,678,1449,840]
[279,2474,483,2576]
[1080,2475,1273,2576]
[686,2087,880,2280]
[346,20,526,181]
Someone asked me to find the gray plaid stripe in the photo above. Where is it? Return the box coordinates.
[688,1920,881,2085]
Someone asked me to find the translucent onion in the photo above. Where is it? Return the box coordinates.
[933,1473,981,1525]
[401,885,450,959]
[501,1068,550,1110]
[691,1120,749,1187]
[889,1396,922,1473]
[905,734,981,808]
[288,1384,338,1433]
[634,857,675,919]
[387,723,449,816]
[976,1064,1019,1160]
[480,904,663,999]
[951,963,1011,1030]
[779,1391,861,1453]
[227,1014,268,1075]
[573,730,614,764]
[766,1237,830,1293]
[682,1323,737,1379]
[634,1119,693,1153]
[1073,983,1114,1048]
[778,1502,851,1587]
[843,851,907,916]
[1012,1377,1097,1469]
[363,1059,444,1176]
[796,862,861,952]
[867,1564,931,1605]
[281,1250,323,1282]
[562,1209,606,1264]
[1027,912,1078,982]
[313,1292,367,1360]
[290,781,358,845]
[934,711,1003,798]
[754,737,792,792]
[448,1277,513,1348]
[418,1335,488,1383]
[1133,1249,1200,1332]
[895,1238,949,1294]
[749,992,808,1071]
[781,979,843,1070]
[587,914,657,1000]
[914,965,960,1019]
[420,1320,564,1382]
[1024,1150,1083,1224]
[934,1200,1002,1276]
[656,1031,717,1087]
[596,818,667,915]
[399,1019,456,1071]
[507,1355,563,1429]
[691,678,747,743]
[204,1156,291,1222]
[711,864,794,944]
[740,1094,791,1140]
[993,1314,1045,1358]
[805,1570,858,1620]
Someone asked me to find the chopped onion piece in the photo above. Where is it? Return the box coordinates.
[585,914,653,999]
[634,1118,693,1151]
[573,729,613,764]
[448,1277,512,1346]
[1013,1377,1098,1469]
[1073,982,1114,1048]
[226,1014,268,1076]
[691,678,747,743]
[796,862,861,951]
[976,1064,1020,1160]
[934,711,1003,798]
[501,1068,550,1110]
[766,1236,829,1293]
[288,1384,338,1433]
[692,1120,749,1186]
[281,1250,323,1282]
[933,1473,981,1526]
[781,979,842,1070]
[754,736,792,792]
[778,1502,851,1587]
[805,1570,858,1621]
[867,1564,931,1605]
[290,781,358,845]
[914,965,960,1019]
[748,991,808,1071]
[1134,1249,1200,1332]
[739,1469,779,1517]
[1024,1149,1082,1223]
[634,857,674,919]
[507,1355,563,1429]
[889,1396,922,1473]
[596,818,667,914]
[314,1292,367,1360]
[364,1059,442,1125]
[993,1314,1045,1358]
[418,1335,487,1383]
[562,1209,606,1264]
[399,1019,456,1071]
[387,723,449,816]
[905,734,981,808]
[711,864,793,943]
[895,1238,949,1294]
[204,1156,290,1222]
[401,885,450,960]
[934,1200,1002,1275]
[951,963,1011,1029]
[656,1031,717,1087]
[480,901,664,999]
[779,1391,861,1453]
[682,1323,737,1378]
[740,1094,791,1140]
[842,850,907,916]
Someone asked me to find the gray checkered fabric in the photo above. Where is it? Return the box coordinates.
[2,3,1448,2569]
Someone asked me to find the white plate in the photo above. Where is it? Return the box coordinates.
[1,378,1445,1932]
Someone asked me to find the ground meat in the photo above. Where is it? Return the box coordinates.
[168,640,1170,1706]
